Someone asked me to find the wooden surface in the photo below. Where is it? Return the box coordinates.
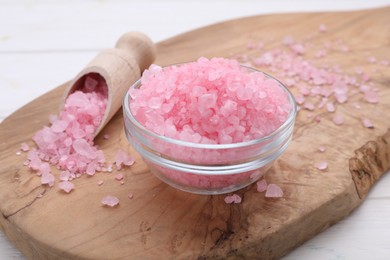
[1,6,390,260]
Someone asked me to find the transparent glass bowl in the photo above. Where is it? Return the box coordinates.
[123,66,297,195]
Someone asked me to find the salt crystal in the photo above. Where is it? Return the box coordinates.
[326,102,335,112]
[101,195,119,207]
[97,180,104,186]
[20,143,30,152]
[115,173,124,181]
[362,118,374,129]
[41,172,55,187]
[318,146,326,152]
[380,60,389,66]
[364,90,379,104]
[315,161,328,170]
[224,194,242,204]
[59,171,70,181]
[16,151,21,156]
[115,149,135,169]
[58,181,74,193]
[265,184,283,198]
[103,134,110,140]
[290,44,305,55]
[128,192,134,199]
[368,56,377,64]
[256,179,267,193]
[319,24,327,33]
[332,114,344,125]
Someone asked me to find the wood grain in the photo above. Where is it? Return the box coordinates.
[0,7,389,259]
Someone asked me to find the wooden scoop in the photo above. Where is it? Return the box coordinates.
[62,31,156,137]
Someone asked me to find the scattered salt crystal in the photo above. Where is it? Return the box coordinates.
[101,195,119,207]
[20,143,30,152]
[362,118,374,129]
[315,116,321,123]
[224,194,242,204]
[59,171,70,181]
[319,24,327,33]
[41,172,55,187]
[16,151,21,156]
[103,134,110,140]
[380,60,389,66]
[332,114,344,125]
[318,146,326,152]
[256,179,267,193]
[368,56,377,64]
[58,181,74,193]
[115,149,135,170]
[128,192,134,199]
[120,181,125,185]
[97,180,104,186]
[364,90,379,104]
[315,161,328,170]
[115,173,124,181]
[265,184,284,198]
[290,44,305,55]
[326,102,335,112]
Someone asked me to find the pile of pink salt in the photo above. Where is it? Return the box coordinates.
[130,57,292,144]
[24,74,134,195]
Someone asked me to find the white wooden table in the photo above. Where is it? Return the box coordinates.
[1,1,390,259]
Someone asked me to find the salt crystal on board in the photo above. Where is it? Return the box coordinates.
[58,181,74,193]
[265,184,283,198]
[364,90,379,104]
[362,118,374,129]
[101,195,119,207]
[318,146,326,152]
[115,173,124,181]
[41,172,55,187]
[128,192,134,199]
[20,143,30,152]
[97,180,104,186]
[319,24,327,33]
[315,161,328,170]
[224,194,242,204]
[115,149,135,170]
[332,115,344,126]
[256,179,267,193]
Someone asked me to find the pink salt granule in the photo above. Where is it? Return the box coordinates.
[130,57,292,145]
[332,114,344,126]
[364,90,379,104]
[24,74,111,189]
[315,161,328,170]
[128,192,134,199]
[318,146,326,152]
[256,179,267,193]
[20,143,30,152]
[115,149,135,170]
[265,184,283,198]
[101,195,119,207]
[97,180,104,186]
[16,151,21,156]
[58,181,74,193]
[319,24,327,33]
[103,134,110,140]
[115,173,124,181]
[362,118,374,129]
[41,172,55,187]
[224,194,242,204]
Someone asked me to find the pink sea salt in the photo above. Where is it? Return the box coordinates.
[130,57,291,144]
[224,194,242,204]
[256,179,267,193]
[332,114,344,126]
[115,173,124,181]
[58,181,74,193]
[127,192,134,199]
[315,161,328,170]
[101,195,119,207]
[20,143,30,152]
[25,74,108,187]
[265,184,283,198]
[115,149,135,170]
[319,24,327,33]
[362,118,374,129]
[318,146,326,152]
[364,90,379,104]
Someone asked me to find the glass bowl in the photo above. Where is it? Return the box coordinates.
[122,65,297,195]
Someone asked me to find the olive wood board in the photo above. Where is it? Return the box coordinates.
[0,7,390,260]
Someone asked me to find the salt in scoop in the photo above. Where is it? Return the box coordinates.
[62,31,156,138]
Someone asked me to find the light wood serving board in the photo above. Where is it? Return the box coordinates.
[1,7,390,260]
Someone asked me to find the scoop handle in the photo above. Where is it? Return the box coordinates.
[63,31,156,137]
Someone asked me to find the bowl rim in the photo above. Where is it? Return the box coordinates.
[123,64,297,150]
